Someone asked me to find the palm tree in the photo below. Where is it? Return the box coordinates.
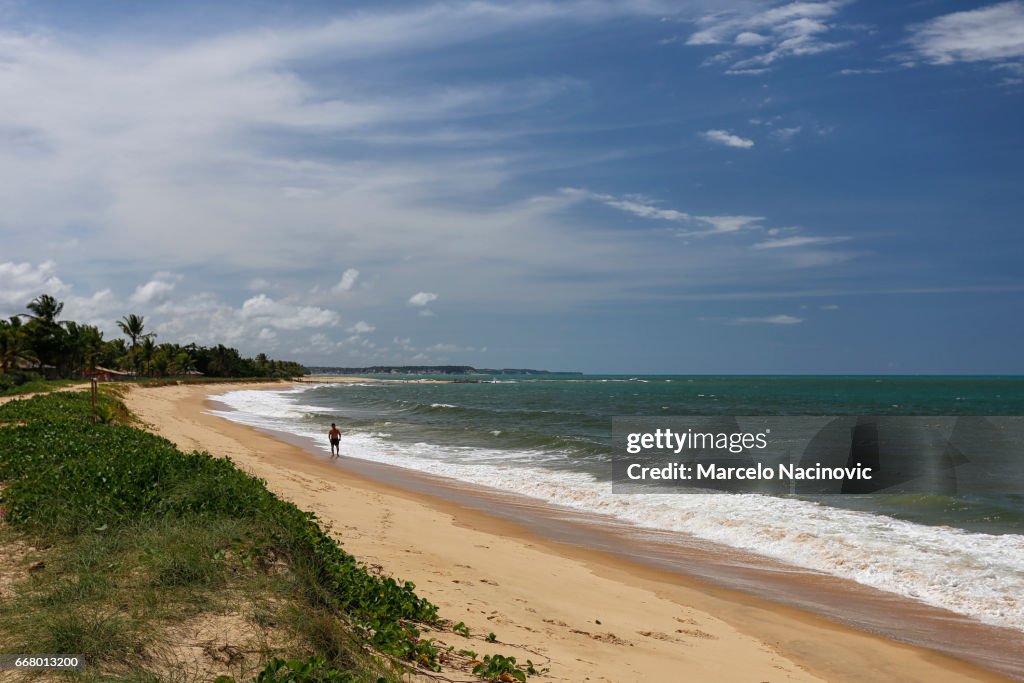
[22,295,67,376]
[62,321,104,375]
[0,317,38,371]
[117,314,155,375]
[139,336,157,376]
[24,294,64,326]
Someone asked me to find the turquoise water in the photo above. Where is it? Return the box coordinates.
[213,375,1024,630]
[297,375,1024,532]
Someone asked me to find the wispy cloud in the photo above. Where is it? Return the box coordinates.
[586,192,692,221]
[332,268,360,293]
[569,189,764,237]
[752,235,849,249]
[772,126,802,140]
[701,129,755,148]
[685,215,765,236]
[685,1,854,72]
[838,67,889,76]
[732,314,803,324]
[908,1,1024,66]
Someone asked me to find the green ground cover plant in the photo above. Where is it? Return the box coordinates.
[0,390,535,682]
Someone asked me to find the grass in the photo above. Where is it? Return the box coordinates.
[0,391,420,681]
[0,377,85,397]
[0,389,536,683]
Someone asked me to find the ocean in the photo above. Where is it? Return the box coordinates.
[210,375,1024,633]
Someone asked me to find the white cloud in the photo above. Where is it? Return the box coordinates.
[733,314,803,324]
[0,4,877,343]
[130,278,176,305]
[725,67,772,75]
[686,1,853,71]
[571,189,764,237]
[240,294,340,330]
[64,289,120,330]
[427,342,481,353]
[838,67,887,75]
[0,260,67,309]
[332,268,360,293]
[701,129,755,149]
[908,1,1024,65]
[408,291,438,306]
[752,235,849,249]
[592,193,691,221]
[347,320,376,334]
[0,4,671,311]
[692,215,764,234]
[563,188,691,221]
[820,304,840,310]
[773,126,802,140]
[735,31,770,46]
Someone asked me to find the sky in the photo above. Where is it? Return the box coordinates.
[1,0,1023,374]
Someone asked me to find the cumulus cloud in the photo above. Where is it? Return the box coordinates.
[701,129,755,149]
[130,277,177,305]
[64,289,120,330]
[0,260,67,309]
[240,294,340,330]
[408,291,438,306]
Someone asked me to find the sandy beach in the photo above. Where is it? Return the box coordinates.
[122,382,1017,683]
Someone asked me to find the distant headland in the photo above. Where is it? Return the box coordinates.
[305,365,582,376]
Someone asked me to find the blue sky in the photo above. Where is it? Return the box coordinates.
[1,0,1022,373]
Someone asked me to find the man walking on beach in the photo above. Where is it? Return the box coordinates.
[328,423,341,457]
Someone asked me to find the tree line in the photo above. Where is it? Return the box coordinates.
[0,294,305,387]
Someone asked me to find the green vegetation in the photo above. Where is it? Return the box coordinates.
[0,390,537,682]
[0,293,305,394]
[0,371,83,396]
[471,655,539,683]
[0,393,408,679]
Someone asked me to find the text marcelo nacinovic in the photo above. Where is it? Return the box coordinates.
[623,427,873,483]
[612,416,1020,495]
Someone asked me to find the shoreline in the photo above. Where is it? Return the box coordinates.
[124,382,1020,682]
